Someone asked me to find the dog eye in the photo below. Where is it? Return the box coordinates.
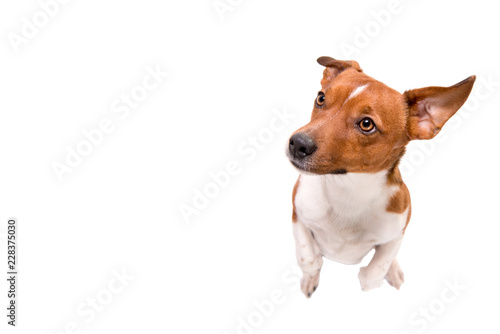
[359,117,376,132]
[316,92,325,106]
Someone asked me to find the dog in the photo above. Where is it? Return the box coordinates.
[287,56,475,297]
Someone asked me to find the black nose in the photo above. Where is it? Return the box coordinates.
[289,133,316,159]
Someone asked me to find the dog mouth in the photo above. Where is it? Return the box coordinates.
[288,154,347,175]
[289,158,310,172]
[287,151,315,174]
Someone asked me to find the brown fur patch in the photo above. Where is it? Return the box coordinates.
[386,172,412,232]
[386,148,406,184]
[292,176,301,223]
[386,181,410,214]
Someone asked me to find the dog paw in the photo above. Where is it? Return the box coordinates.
[385,260,404,290]
[358,266,383,291]
[301,271,320,298]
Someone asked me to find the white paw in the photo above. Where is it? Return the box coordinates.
[301,271,320,298]
[358,266,384,291]
[385,261,405,290]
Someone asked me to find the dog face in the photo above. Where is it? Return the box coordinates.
[287,57,475,175]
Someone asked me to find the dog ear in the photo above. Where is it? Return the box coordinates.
[317,56,362,81]
[404,76,476,140]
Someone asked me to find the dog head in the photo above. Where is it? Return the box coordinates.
[287,56,475,175]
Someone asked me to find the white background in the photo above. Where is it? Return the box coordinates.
[1,0,499,333]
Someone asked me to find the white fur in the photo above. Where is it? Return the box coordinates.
[346,84,368,102]
[293,171,408,294]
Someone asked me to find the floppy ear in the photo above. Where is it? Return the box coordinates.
[404,76,476,140]
[317,56,362,81]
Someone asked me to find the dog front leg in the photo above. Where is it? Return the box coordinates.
[358,235,403,291]
[293,221,323,298]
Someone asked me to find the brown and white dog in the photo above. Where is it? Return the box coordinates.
[287,56,475,297]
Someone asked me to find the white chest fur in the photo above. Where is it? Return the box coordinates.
[294,171,408,264]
